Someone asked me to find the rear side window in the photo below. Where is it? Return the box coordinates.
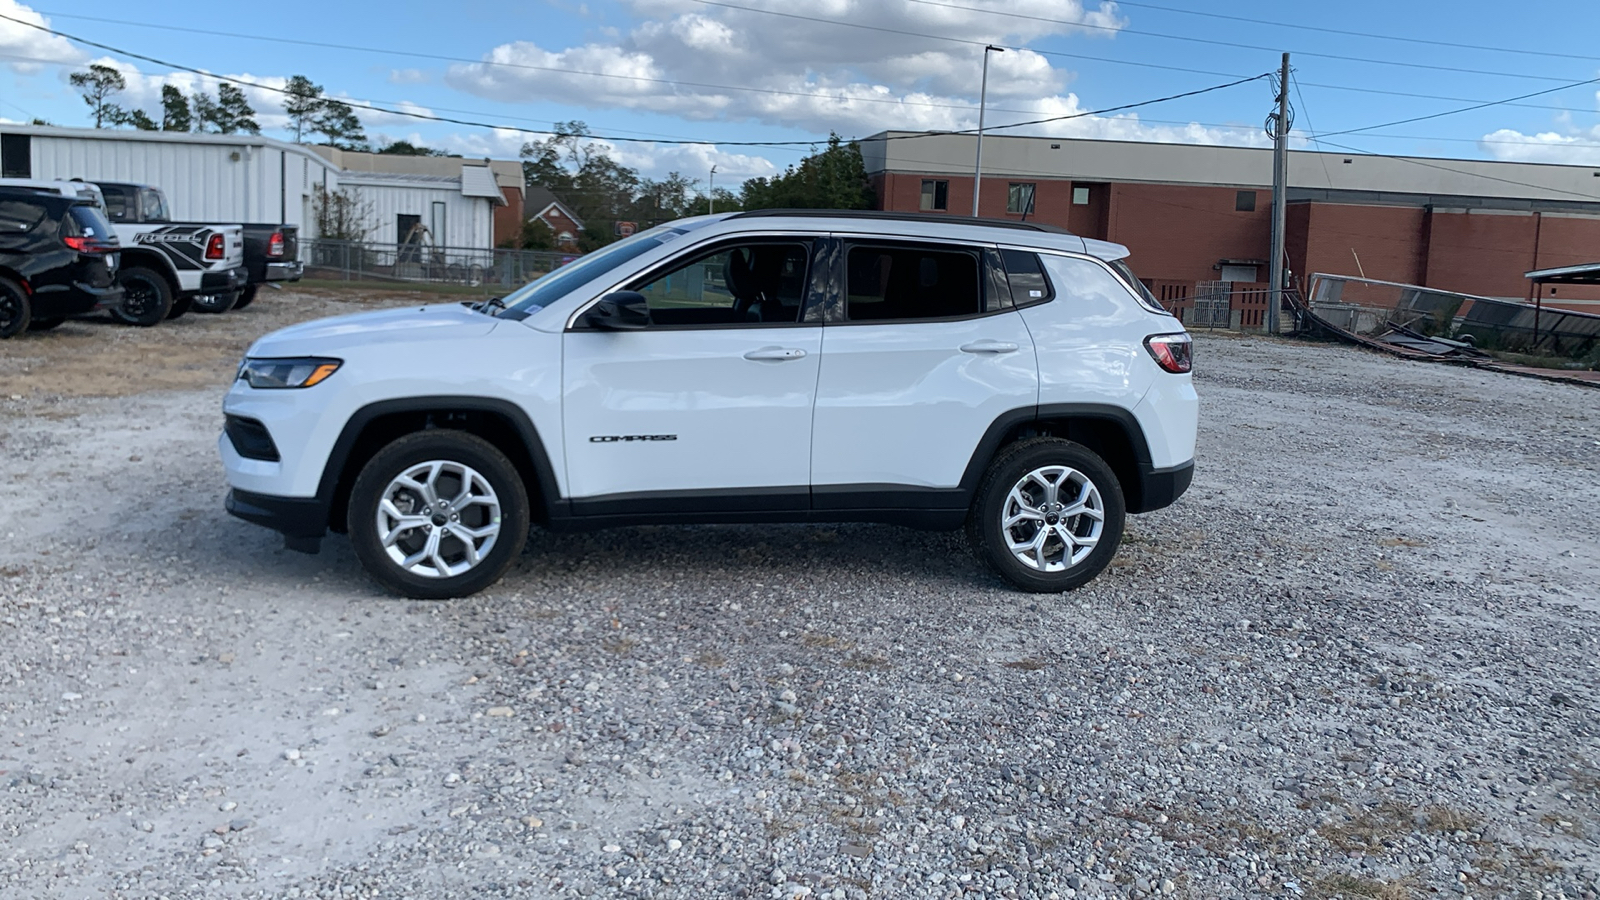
[1000,249,1054,306]
[0,198,45,233]
[100,184,131,222]
[846,244,982,321]
[66,204,114,239]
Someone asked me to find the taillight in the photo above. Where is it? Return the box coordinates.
[64,236,89,251]
[267,232,285,258]
[1144,333,1193,374]
[205,233,225,260]
[64,236,116,253]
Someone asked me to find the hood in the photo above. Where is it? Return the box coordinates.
[247,303,499,357]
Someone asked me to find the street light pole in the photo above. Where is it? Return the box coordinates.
[972,44,1005,218]
[709,164,717,215]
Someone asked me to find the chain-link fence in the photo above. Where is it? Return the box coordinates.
[302,239,573,293]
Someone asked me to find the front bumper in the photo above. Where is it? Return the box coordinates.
[265,260,304,283]
[200,266,250,294]
[226,488,327,554]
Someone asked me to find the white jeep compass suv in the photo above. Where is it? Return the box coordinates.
[220,210,1197,599]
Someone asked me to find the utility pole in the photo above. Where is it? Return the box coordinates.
[1267,52,1290,335]
[972,44,1005,217]
[708,165,717,215]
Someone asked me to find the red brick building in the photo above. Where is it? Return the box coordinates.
[864,132,1600,314]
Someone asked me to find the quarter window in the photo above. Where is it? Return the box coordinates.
[631,242,810,326]
[999,249,1053,306]
[846,244,982,321]
[0,199,45,233]
[1006,183,1036,214]
[919,179,949,211]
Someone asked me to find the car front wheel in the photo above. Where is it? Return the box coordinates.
[347,431,530,599]
[968,437,1125,593]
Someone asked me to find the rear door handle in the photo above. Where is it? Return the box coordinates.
[960,340,1020,354]
[743,347,808,361]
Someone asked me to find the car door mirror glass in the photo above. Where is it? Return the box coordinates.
[584,291,652,329]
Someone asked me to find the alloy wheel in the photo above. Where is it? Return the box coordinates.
[375,460,502,579]
[1001,465,1105,572]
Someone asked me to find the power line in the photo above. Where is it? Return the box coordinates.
[1314,74,1600,140]
[1290,71,1336,190]
[0,12,1268,150]
[1295,80,1595,116]
[688,0,1589,84]
[1307,138,1600,202]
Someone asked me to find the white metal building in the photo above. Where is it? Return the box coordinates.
[0,125,505,248]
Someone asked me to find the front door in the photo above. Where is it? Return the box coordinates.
[811,239,1038,506]
[561,239,823,514]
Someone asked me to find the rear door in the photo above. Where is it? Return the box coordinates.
[810,238,1038,508]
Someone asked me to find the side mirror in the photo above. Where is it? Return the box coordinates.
[583,291,651,330]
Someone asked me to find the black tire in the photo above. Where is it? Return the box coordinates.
[27,317,66,332]
[0,277,30,339]
[111,267,173,326]
[967,437,1126,593]
[166,295,193,319]
[192,291,239,314]
[233,284,259,310]
[347,431,530,600]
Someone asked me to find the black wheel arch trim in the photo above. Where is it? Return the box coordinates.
[315,395,564,531]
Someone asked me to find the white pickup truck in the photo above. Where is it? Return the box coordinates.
[92,183,248,324]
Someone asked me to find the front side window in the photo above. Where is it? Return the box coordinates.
[920,179,949,211]
[1006,183,1036,215]
[846,244,982,322]
[631,242,810,326]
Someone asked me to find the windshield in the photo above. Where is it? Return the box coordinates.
[498,225,683,319]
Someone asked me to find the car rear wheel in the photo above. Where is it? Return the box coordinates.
[347,431,530,600]
[111,267,172,326]
[232,285,259,310]
[0,277,30,339]
[192,291,239,314]
[967,437,1125,593]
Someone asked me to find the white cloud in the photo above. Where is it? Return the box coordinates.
[388,68,429,85]
[0,0,83,74]
[439,0,1265,150]
[1477,128,1600,166]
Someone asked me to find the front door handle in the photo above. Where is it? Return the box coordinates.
[960,340,1020,354]
[743,347,808,361]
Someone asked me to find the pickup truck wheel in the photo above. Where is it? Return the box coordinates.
[111,267,173,326]
[192,291,239,314]
[967,437,1125,593]
[0,277,30,339]
[232,285,258,310]
[348,431,530,600]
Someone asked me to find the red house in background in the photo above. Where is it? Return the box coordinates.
[525,186,584,250]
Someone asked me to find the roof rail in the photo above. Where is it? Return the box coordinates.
[730,208,1076,235]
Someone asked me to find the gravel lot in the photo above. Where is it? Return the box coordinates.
[1,294,1597,900]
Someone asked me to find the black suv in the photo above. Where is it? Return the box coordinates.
[0,189,122,337]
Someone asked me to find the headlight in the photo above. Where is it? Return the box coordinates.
[238,357,342,389]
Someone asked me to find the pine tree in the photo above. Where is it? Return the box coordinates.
[311,99,369,151]
[160,85,192,132]
[121,109,159,131]
[283,75,324,143]
[69,64,128,128]
[214,84,260,135]
[191,91,220,133]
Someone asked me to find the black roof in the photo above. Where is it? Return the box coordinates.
[731,208,1076,235]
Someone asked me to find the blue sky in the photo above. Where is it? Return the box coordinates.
[3,0,1599,186]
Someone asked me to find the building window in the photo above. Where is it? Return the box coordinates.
[1006,183,1036,215]
[920,179,949,211]
[1219,265,1259,283]
[0,134,30,179]
[1072,186,1091,206]
[1235,190,1256,212]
